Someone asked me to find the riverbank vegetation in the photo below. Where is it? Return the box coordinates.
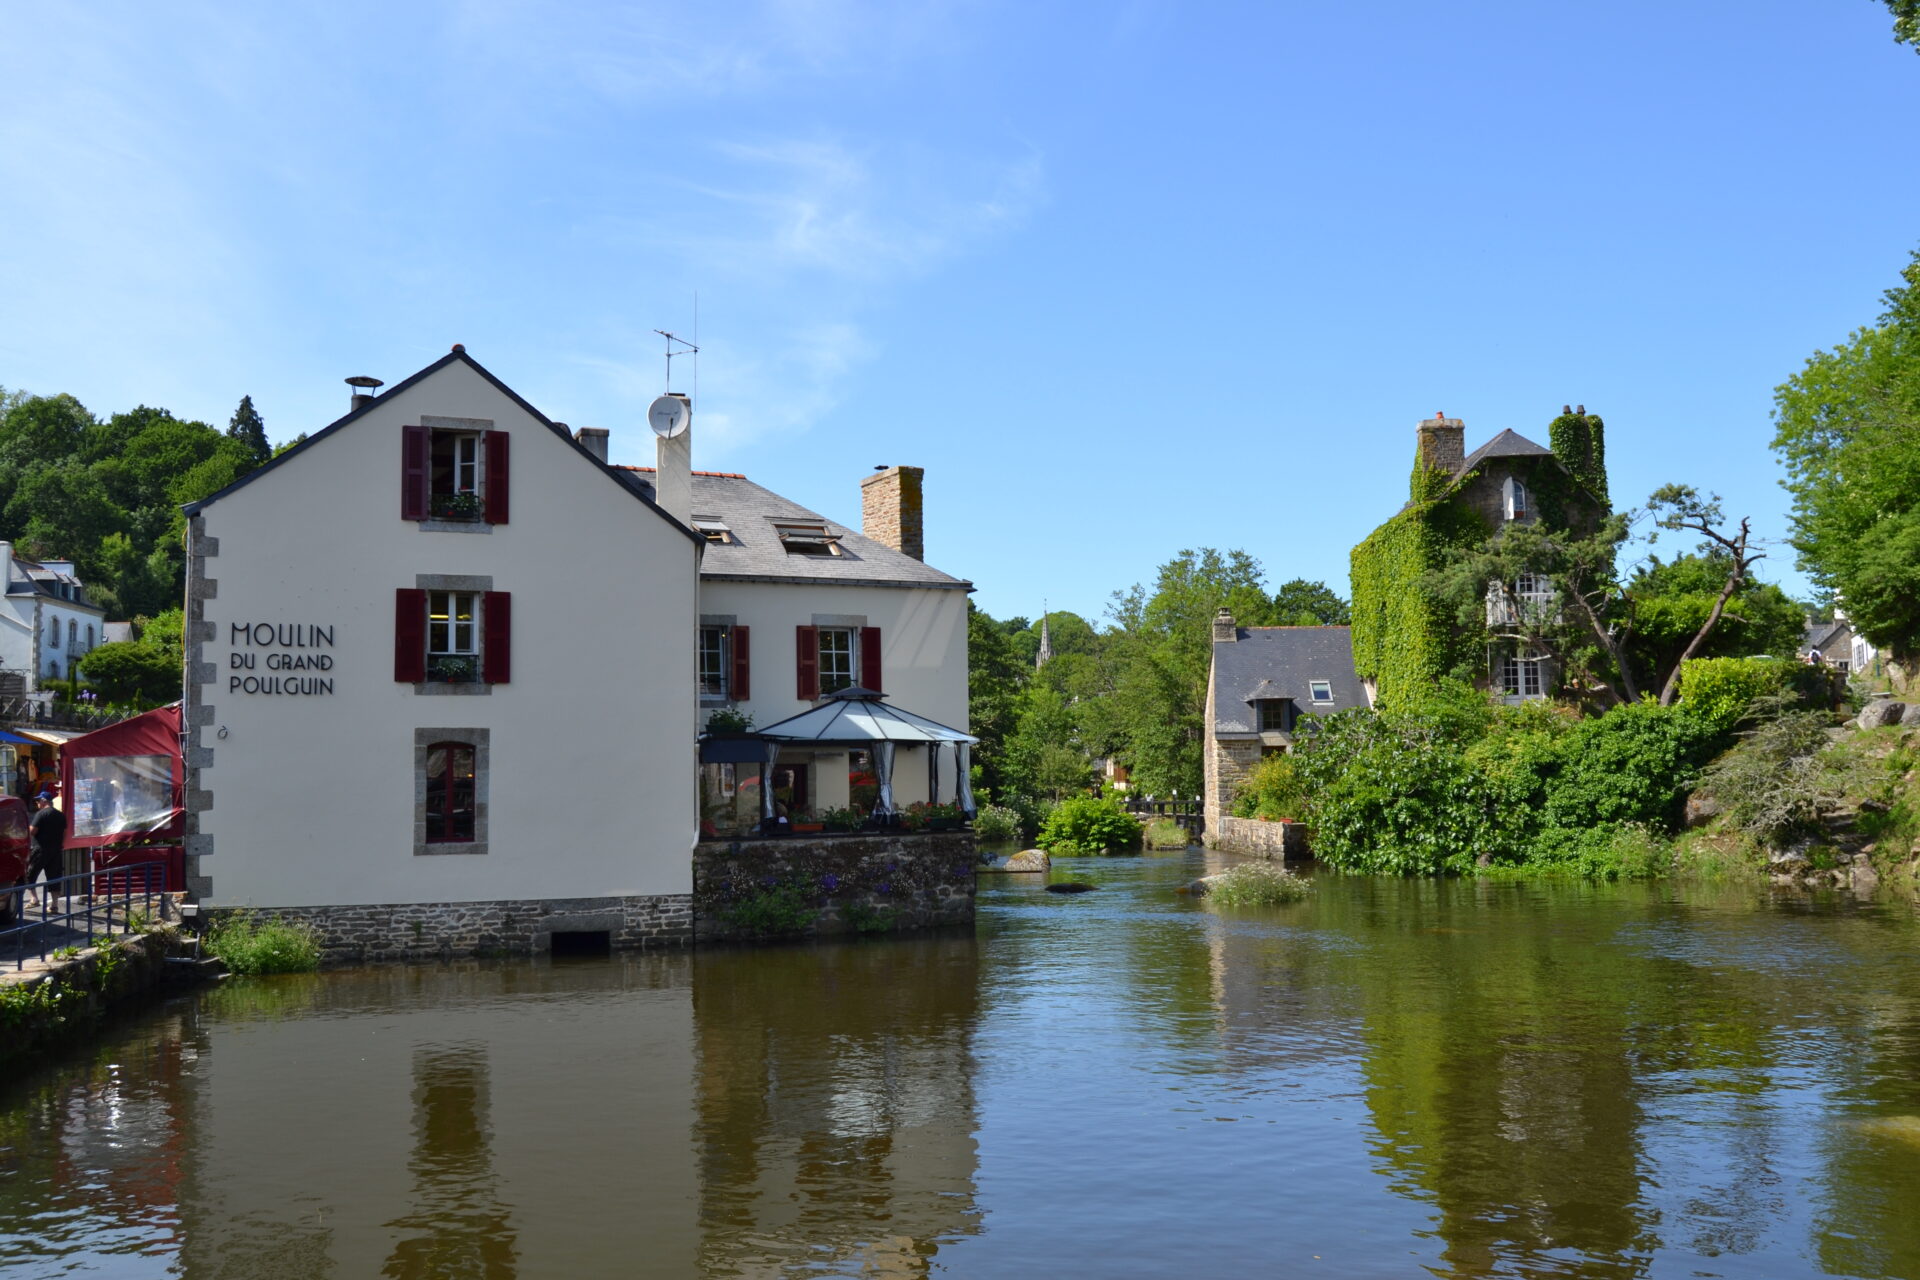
[205,913,321,975]
[1204,861,1312,906]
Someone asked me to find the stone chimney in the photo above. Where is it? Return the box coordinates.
[1213,608,1237,643]
[655,394,693,527]
[861,465,925,561]
[574,426,609,463]
[1417,411,1465,475]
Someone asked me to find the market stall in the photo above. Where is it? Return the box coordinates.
[58,703,185,891]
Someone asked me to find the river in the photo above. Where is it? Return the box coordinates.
[4,849,1920,1278]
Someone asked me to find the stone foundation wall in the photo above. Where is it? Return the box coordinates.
[694,832,975,943]
[229,894,694,964]
[1204,737,1262,834]
[1207,816,1310,861]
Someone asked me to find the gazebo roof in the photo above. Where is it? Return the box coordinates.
[752,688,978,745]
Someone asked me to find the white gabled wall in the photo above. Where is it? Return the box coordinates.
[191,358,699,908]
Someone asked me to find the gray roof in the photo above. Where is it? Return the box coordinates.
[1458,428,1554,476]
[615,467,970,590]
[1212,626,1367,735]
[1800,618,1851,657]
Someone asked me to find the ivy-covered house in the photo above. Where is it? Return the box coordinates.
[1349,409,1611,707]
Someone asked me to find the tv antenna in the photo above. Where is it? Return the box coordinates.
[654,328,699,393]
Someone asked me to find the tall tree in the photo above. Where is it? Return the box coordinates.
[228,394,271,468]
[1772,248,1920,666]
[1270,578,1351,626]
[1882,0,1920,51]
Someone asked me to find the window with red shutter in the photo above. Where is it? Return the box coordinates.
[483,431,509,524]
[394,588,427,681]
[401,426,429,520]
[482,591,512,684]
[860,627,883,694]
[731,626,751,700]
[795,625,819,700]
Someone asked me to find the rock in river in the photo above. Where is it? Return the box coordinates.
[1046,882,1097,894]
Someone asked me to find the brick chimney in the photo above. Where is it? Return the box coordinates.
[1417,412,1465,474]
[861,465,925,561]
[1213,608,1237,643]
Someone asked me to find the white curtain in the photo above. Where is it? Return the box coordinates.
[758,744,782,823]
[873,741,896,816]
[956,743,975,817]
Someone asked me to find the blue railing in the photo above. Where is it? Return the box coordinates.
[2,861,172,971]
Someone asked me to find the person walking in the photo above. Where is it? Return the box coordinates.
[28,792,67,909]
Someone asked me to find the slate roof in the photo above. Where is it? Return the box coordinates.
[1211,626,1367,735]
[614,467,971,590]
[1800,618,1851,658]
[1457,428,1554,476]
[3,555,100,610]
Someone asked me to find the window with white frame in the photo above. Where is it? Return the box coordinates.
[1309,680,1334,703]
[699,626,729,697]
[818,627,855,693]
[428,591,478,681]
[1507,477,1530,521]
[1499,652,1546,700]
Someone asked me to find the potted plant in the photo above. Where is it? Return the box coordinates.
[429,655,478,683]
[704,707,755,734]
[790,808,825,835]
[926,801,962,832]
[821,806,863,835]
[432,491,485,521]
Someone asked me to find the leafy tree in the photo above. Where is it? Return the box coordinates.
[1000,683,1094,800]
[1624,554,1804,689]
[272,433,309,458]
[1882,0,1919,51]
[967,603,1029,798]
[6,467,128,579]
[228,395,271,467]
[1270,578,1351,626]
[1771,248,1920,666]
[76,641,180,705]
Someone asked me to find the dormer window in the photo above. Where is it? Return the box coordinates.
[692,517,734,545]
[1309,680,1334,703]
[1257,699,1292,732]
[774,521,840,557]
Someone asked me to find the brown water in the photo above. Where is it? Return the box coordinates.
[5,851,1920,1278]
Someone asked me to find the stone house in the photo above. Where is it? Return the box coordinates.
[1201,613,1368,841]
[1800,612,1880,679]
[1351,411,1610,706]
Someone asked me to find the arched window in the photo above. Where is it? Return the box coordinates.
[85,624,94,647]
[47,619,58,647]
[67,620,77,648]
[424,742,477,843]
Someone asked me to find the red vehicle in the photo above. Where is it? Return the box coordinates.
[0,795,35,926]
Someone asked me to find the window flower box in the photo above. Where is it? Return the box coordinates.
[428,656,479,684]
[431,492,485,521]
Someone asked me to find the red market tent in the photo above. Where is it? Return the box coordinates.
[59,703,185,889]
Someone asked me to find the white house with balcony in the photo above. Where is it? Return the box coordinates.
[0,543,106,696]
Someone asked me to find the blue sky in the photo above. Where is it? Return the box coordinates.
[4,2,1916,622]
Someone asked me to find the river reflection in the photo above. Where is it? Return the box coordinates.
[4,855,1920,1277]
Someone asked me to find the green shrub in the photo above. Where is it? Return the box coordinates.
[1523,822,1673,880]
[722,881,818,936]
[1205,861,1313,906]
[1537,700,1727,833]
[1037,795,1142,855]
[843,902,896,934]
[971,804,1022,842]
[1143,818,1189,849]
[1677,656,1797,728]
[1231,752,1307,820]
[206,913,321,975]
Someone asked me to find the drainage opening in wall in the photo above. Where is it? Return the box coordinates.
[550,929,611,957]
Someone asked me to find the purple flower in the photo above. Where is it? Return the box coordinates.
[822,874,840,891]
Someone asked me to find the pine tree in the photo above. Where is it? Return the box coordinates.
[228,394,270,468]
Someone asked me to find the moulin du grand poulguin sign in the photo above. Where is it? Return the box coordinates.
[227,622,336,696]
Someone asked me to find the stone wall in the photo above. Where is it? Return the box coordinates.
[1207,816,1310,861]
[231,894,694,964]
[859,465,925,561]
[1204,736,1261,834]
[694,831,975,944]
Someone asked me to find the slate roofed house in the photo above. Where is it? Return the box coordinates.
[610,457,973,830]
[1799,611,1879,678]
[1202,610,1369,837]
[0,541,106,695]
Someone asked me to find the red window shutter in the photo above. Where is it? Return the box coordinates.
[484,431,510,525]
[861,626,883,694]
[401,426,429,520]
[795,625,819,700]
[731,626,751,701]
[394,589,427,682]
[483,591,512,684]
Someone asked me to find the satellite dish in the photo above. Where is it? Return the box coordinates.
[648,394,690,439]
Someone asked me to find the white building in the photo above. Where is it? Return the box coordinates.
[181,347,703,954]
[0,545,107,695]
[609,459,972,827]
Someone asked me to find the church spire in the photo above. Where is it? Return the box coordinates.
[1036,605,1053,670]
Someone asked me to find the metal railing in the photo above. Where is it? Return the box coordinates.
[2,861,172,970]
[0,694,133,732]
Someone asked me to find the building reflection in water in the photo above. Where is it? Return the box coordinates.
[382,1045,517,1278]
[691,934,984,1277]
